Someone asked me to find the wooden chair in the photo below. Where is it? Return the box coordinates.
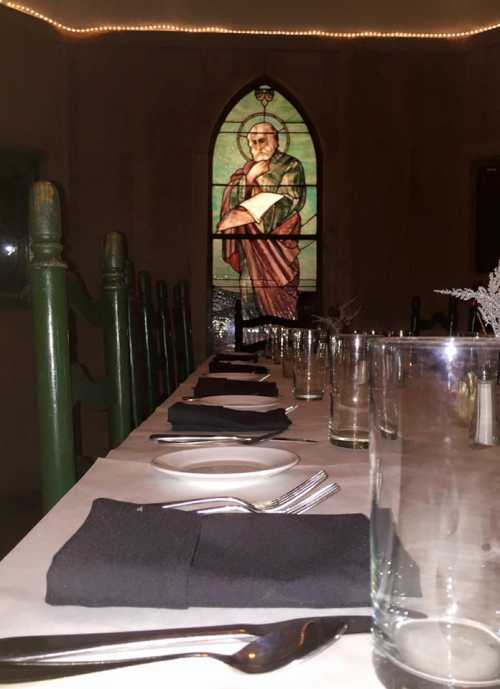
[138,270,161,414]
[126,260,149,427]
[409,295,459,336]
[30,181,132,511]
[173,280,194,382]
[157,280,177,397]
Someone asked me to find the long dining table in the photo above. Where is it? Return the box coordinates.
[0,357,385,688]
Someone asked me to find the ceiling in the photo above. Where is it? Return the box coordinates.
[3,0,500,37]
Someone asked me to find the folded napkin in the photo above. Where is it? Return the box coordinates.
[208,361,269,374]
[193,377,279,398]
[212,352,259,363]
[168,402,291,433]
[46,499,374,609]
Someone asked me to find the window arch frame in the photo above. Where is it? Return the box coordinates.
[208,77,322,349]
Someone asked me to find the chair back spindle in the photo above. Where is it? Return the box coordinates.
[157,280,177,396]
[126,260,148,427]
[101,233,132,445]
[138,270,160,413]
[30,182,76,509]
[173,280,194,382]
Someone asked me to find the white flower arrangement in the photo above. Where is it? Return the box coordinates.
[435,260,500,337]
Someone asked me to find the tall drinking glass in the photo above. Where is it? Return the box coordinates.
[329,334,371,449]
[292,329,328,400]
[370,337,500,689]
[282,327,301,378]
[270,326,284,364]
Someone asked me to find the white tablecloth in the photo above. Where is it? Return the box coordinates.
[0,362,384,688]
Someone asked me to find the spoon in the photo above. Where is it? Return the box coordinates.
[0,616,371,682]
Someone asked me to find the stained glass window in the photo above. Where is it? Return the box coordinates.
[210,84,318,349]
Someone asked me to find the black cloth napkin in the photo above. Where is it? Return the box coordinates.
[208,361,269,374]
[46,499,375,609]
[212,353,259,363]
[193,377,278,398]
[168,402,291,433]
[46,499,200,608]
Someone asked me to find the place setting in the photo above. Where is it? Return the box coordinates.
[147,350,318,481]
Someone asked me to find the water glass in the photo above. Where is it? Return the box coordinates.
[329,334,371,449]
[292,329,328,400]
[282,327,299,378]
[370,337,500,689]
[269,326,284,364]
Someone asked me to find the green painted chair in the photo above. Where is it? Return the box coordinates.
[30,181,132,511]
[173,280,194,382]
[157,280,177,397]
[126,260,149,427]
[138,270,162,414]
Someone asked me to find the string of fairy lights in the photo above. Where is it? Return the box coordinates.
[2,0,500,39]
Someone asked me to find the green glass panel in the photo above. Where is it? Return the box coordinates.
[288,133,317,185]
[269,90,304,123]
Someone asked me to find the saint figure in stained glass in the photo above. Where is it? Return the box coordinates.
[217,122,305,319]
[211,84,317,347]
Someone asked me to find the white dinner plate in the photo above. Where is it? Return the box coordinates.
[205,372,261,381]
[151,446,299,479]
[194,395,280,411]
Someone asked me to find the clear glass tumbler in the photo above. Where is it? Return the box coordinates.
[292,329,328,400]
[329,333,371,449]
[370,337,500,689]
[282,327,301,378]
[270,325,284,365]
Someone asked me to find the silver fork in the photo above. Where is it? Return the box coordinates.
[197,481,340,514]
[159,470,328,513]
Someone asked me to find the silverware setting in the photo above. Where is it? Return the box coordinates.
[197,481,340,515]
[158,469,328,513]
[0,615,372,681]
[149,432,317,444]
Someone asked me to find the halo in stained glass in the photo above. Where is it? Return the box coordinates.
[236,112,290,161]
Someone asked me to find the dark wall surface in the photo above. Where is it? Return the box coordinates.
[1,5,500,495]
[0,7,67,496]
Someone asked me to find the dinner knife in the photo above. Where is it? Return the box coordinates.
[149,433,318,443]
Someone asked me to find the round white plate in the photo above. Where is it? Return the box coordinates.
[194,395,280,411]
[151,446,299,479]
[205,372,261,381]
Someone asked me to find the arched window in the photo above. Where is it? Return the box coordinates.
[210,83,318,348]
